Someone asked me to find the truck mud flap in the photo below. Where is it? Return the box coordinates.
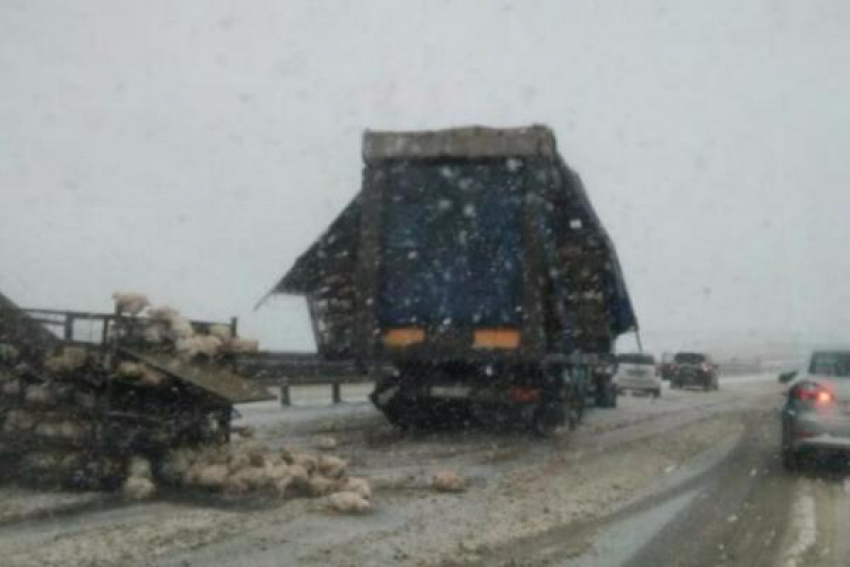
[371,383,400,408]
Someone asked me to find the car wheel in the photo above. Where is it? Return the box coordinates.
[782,447,802,471]
[781,421,803,471]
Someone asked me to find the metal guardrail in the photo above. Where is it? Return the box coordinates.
[716,360,762,376]
[233,352,361,379]
[232,352,372,406]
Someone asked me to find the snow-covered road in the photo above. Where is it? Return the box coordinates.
[0,373,846,567]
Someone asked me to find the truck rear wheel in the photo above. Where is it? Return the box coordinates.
[379,399,413,430]
[531,413,558,437]
[370,378,413,429]
[372,380,476,431]
[531,394,566,437]
[595,380,618,408]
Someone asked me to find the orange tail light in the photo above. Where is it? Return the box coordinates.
[382,327,425,347]
[473,328,520,349]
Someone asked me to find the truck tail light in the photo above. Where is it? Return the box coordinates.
[508,386,540,404]
[382,327,425,347]
[473,329,520,349]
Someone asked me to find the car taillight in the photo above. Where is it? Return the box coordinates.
[793,384,834,405]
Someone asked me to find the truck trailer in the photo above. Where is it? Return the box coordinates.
[264,125,638,434]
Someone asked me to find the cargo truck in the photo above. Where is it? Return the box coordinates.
[263,125,638,434]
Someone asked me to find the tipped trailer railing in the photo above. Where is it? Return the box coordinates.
[15,307,239,350]
[0,301,272,486]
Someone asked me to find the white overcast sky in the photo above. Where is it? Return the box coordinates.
[1,0,848,353]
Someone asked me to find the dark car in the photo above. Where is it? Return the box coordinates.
[670,352,719,391]
[659,352,676,381]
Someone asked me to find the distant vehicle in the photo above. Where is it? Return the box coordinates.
[780,350,850,470]
[614,353,661,397]
[670,352,719,391]
[659,352,676,381]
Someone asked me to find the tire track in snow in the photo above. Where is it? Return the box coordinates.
[783,485,816,567]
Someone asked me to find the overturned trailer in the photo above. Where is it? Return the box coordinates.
[264,125,638,433]
[0,291,58,363]
[0,297,272,487]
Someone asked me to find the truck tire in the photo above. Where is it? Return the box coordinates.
[382,398,466,431]
[377,397,413,430]
[531,410,559,438]
[567,399,582,431]
[595,380,618,408]
[565,381,585,430]
[530,373,569,437]
[370,378,416,430]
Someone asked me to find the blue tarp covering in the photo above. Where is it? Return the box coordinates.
[379,161,524,327]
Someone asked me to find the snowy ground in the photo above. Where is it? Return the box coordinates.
[0,373,846,566]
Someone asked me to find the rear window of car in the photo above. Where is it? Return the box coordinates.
[809,351,850,377]
[618,353,655,365]
[674,353,706,364]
